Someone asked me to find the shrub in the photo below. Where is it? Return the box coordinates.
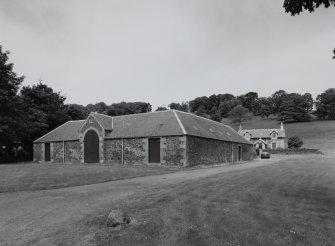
[288,136,303,149]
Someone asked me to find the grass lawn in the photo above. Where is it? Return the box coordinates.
[90,155,335,246]
[0,163,179,193]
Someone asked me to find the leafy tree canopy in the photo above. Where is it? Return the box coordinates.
[278,93,312,122]
[0,46,25,161]
[107,102,151,116]
[283,0,335,58]
[315,88,335,119]
[283,0,335,15]
[168,102,189,112]
[155,106,168,111]
[288,136,304,149]
[228,105,249,123]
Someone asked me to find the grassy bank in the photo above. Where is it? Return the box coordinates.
[0,163,179,193]
[90,155,335,246]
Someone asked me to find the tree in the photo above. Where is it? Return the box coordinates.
[0,46,25,162]
[278,93,312,122]
[218,98,241,118]
[210,112,222,122]
[270,90,287,115]
[168,102,189,112]
[259,105,272,119]
[251,97,273,116]
[288,136,304,149]
[283,0,335,59]
[86,102,108,115]
[284,0,335,15]
[19,82,69,159]
[228,105,249,123]
[237,92,258,112]
[189,94,236,118]
[107,102,152,116]
[315,88,335,119]
[66,104,87,120]
[155,106,168,111]
[303,93,314,112]
[20,82,69,132]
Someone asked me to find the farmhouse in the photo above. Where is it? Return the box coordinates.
[238,123,286,150]
[33,110,253,167]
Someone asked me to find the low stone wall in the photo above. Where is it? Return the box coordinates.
[242,144,255,161]
[64,141,81,163]
[51,142,64,163]
[186,136,253,167]
[123,138,147,165]
[104,139,122,164]
[161,136,186,166]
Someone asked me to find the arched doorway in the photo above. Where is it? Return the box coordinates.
[84,130,99,163]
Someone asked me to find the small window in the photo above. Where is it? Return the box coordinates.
[272,143,276,149]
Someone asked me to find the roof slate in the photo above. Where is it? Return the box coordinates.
[34,110,252,145]
[176,111,251,144]
[238,128,286,139]
[104,110,184,138]
[34,120,85,143]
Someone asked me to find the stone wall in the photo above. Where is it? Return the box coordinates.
[51,142,64,163]
[242,144,255,161]
[251,138,286,149]
[80,114,104,136]
[161,136,186,166]
[33,143,44,163]
[104,139,122,164]
[64,141,81,163]
[186,136,253,167]
[123,138,147,165]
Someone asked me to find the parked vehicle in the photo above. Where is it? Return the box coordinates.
[261,151,270,159]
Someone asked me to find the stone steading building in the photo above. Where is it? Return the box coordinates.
[33,110,254,167]
[238,123,286,150]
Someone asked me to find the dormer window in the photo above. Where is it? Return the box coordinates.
[244,132,251,140]
[271,132,277,139]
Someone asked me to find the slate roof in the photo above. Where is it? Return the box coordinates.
[34,120,85,143]
[238,128,286,139]
[175,111,251,144]
[104,110,184,139]
[34,110,251,144]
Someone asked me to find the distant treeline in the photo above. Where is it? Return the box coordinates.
[1,45,335,162]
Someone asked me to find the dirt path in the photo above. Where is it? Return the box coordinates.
[0,156,292,246]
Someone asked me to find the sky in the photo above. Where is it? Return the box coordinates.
[0,0,334,110]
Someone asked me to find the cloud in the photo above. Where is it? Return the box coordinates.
[0,0,334,109]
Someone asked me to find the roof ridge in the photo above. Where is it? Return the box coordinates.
[92,110,174,119]
[173,110,186,134]
[240,128,284,131]
[174,110,231,128]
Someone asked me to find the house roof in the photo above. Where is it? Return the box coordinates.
[175,111,251,144]
[238,128,286,139]
[34,110,252,144]
[34,120,86,143]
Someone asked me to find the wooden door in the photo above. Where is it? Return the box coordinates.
[149,138,160,163]
[238,145,242,161]
[45,143,51,162]
[84,130,100,163]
